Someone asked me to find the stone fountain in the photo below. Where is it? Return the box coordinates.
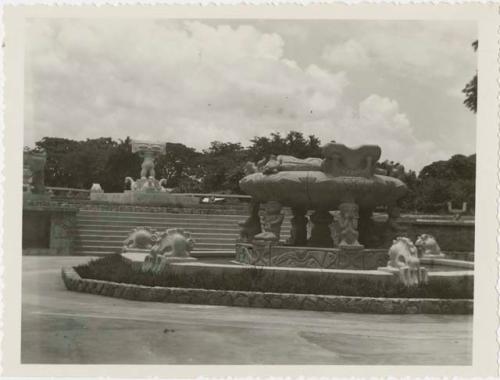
[125,140,167,192]
[235,142,408,270]
[89,139,199,206]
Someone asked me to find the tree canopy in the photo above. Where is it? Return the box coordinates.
[462,40,478,113]
[27,132,475,213]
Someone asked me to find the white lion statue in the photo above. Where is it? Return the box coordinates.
[415,234,443,257]
[123,227,158,250]
[151,228,195,258]
[382,236,428,286]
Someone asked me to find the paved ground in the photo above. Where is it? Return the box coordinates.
[22,256,472,365]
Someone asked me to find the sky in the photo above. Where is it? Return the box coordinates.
[24,19,477,171]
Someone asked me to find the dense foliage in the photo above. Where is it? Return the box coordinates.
[74,254,473,300]
[27,131,475,213]
[463,40,478,114]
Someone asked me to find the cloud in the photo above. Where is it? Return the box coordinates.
[25,19,463,171]
[322,39,370,68]
[321,22,476,82]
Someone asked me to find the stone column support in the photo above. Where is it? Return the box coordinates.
[287,207,308,246]
[308,209,334,248]
[238,199,262,243]
[339,202,363,248]
[358,208,378,248]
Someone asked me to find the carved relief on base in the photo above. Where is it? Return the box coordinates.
[235,242,271,266]
[239,245,390,270]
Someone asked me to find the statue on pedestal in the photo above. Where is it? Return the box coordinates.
[128,140,167,192]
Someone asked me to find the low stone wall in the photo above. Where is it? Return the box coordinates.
[37,198,250,215]
[23,201,78,255]
[62,266,473,315]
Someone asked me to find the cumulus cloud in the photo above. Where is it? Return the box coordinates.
[25,19,469,171]
[322,39,370,68]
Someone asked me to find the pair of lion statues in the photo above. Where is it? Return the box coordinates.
[122,226,195,258]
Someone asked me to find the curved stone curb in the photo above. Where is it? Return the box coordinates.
[61,267,473,315]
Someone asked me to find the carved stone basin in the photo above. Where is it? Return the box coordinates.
[237,142,408,249]
[239,171,406,210]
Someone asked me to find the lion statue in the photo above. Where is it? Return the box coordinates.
[123,227,158,250]
[151,228,195,258]
[385,237,427,286]
[415,234,442,257]
[387,237,419,268]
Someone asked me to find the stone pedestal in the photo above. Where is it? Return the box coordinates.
[287,207,308,246]
[308,210,334,247]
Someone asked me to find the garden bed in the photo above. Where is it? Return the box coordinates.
[62,255,473,314]
[75,254,473,300]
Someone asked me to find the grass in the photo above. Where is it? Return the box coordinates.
[74,254,473,300]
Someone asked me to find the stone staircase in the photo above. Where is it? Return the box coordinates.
[74,209,292,258]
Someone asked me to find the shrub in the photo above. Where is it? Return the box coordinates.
[74,254,473,300]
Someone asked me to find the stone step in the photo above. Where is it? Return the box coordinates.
[78,206,251,215]
[76,219,249,226]
[76,220,292,229]
[77,214,250,223]
[76,235,238,245]
[73,249,235,258]
[76,220,240,229]
[76,226,246,234]
[76,228,295,239]
[78,232,240,240]
[75,241,236,252]
[77,210,252,220]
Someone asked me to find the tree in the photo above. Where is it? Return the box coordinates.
[415,154,476,213]
[101,137,141,192]
[463,40,478,113]
[34,137,81,188]
[199,141,249,193]
[248,131,322,161]
[155,142,202,191]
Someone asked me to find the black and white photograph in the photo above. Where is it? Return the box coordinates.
[2,3,499,377]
